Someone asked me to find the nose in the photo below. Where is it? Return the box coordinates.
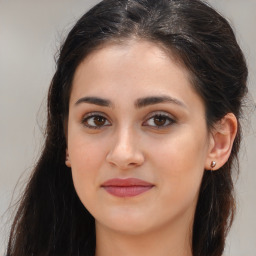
[106,128,145,170]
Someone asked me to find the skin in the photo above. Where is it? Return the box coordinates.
[66,40,237,256]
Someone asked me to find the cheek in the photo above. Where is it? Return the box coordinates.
[149,132,207,204]
[70,142,103,171]
[150,132,207,171]
[68,137,107,201]
[68,129,108,171]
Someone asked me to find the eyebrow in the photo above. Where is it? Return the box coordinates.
[75,96,113,107]
[135,96,187,109]
[74,95,186,109]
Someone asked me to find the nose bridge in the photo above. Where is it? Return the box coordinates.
[106,123,144,169]
[116,124,136,151]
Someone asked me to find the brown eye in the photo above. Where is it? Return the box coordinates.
[93,116,106,126]
[143,113,175,128]
[83,114,111,129]
[153,116,168,126]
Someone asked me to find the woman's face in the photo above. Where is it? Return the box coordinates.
[66,41,212,236]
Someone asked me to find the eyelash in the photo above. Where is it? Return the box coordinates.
[81,111,176,129]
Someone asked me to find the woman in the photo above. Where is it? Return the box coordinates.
[7,0,248,255]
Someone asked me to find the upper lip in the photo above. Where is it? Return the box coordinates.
[101,178,154,187]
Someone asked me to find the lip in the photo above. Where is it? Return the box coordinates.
[101,178,154,197]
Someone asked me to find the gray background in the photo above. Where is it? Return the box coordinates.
[0,0,255,255]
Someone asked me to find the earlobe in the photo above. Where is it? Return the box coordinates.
[65,149,71,167]
[205,113,238,171]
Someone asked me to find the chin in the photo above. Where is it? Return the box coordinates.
[95,209,155,235]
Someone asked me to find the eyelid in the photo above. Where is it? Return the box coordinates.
[144,111,176,121]
[81,111,106,119]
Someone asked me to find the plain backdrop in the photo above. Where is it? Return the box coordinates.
[0,0,255,255]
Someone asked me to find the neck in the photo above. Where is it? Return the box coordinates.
[95,215,193,256]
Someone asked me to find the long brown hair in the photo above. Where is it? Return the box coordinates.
[7,0,248,255]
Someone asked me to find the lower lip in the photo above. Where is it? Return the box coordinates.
[102,186,153,197]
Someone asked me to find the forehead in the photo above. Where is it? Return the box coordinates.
[72,40,188,87]
[74,40,187,76]
[70,40,204,111]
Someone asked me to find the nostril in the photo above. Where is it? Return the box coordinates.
[128,162,138,167]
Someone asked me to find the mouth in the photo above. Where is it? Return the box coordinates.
[101,178,154,197]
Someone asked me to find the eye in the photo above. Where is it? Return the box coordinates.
[143,112,175,128]
[82,113,111,129]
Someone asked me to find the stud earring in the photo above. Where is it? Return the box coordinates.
[210,161,216,171]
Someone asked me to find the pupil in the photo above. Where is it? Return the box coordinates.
[94,116,105,126]
[154,116,166,126]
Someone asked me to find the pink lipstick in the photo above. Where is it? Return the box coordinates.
[101,178,154,197]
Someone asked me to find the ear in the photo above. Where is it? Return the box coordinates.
[65,148,71,167]
[205,113,238,171]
